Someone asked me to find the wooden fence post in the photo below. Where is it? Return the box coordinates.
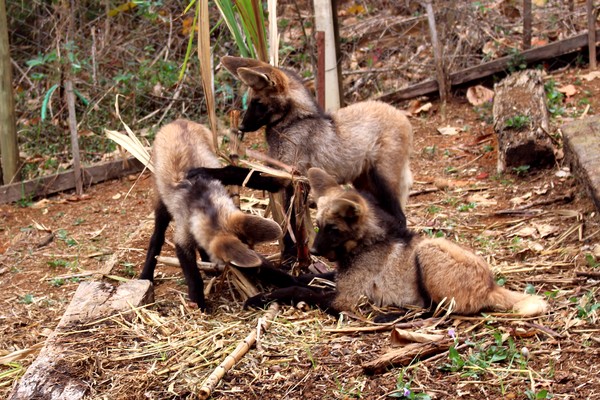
[313,0,340,112]
[588,0,597,69]
[423,0,449,108]
[0,0,20,185]
[523,0,532,50]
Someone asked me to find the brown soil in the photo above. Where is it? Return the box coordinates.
[2,3,600,400]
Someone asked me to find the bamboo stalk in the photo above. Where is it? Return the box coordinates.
[197,303,279,399]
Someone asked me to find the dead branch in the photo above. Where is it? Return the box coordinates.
[197,303,279,399]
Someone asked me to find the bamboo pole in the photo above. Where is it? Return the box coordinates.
[197,303,279,399]
[0,0,20,185]
[588,0,597,69]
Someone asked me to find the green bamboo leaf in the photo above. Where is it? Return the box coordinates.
[41,84,60,121]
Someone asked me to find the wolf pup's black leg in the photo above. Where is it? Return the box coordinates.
[186,165,289,193]
[140,200,172,281]
[176,240,207,311]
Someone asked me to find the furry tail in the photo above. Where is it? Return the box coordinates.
[486,287,548,317]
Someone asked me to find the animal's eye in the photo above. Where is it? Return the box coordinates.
[327,224,339,232]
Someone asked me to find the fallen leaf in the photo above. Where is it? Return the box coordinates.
[558,84,577,97]
[581,71,600,81]
[535,223,559,238]
[532,0,547,6]
[509,192,532,206]
[555,168,571,178]
[31,199,51,209]
[87,225,107,240]
[531,37,548,47]
[529,242,545,252]
[415,102,433,114]
[476,172,489,180]
[437,126,459,136]
[112,193,122,200]
[512,226,537,238]
[466,85,494,106]
[467,193,497,207]
[391,329,445,346]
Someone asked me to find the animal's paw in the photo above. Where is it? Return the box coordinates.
[244,293,271,310]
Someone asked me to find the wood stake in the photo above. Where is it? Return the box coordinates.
[523,0,532,50]
[65,79,83,196]
[423,0,448,108]
[316,30,326,109]
[197,303,279,399]
[588,0,597,69]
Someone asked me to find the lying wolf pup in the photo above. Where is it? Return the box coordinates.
[246,168,549,317]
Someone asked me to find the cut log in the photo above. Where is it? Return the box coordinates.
[492,69,554,173]
[9,280,153,400]
[377,30,600,103]
[562,116,600,214]
[0,156,145,205]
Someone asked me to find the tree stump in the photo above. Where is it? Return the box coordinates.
[562,116,600,213]
[9,280,153,400]
[493,69,555,173]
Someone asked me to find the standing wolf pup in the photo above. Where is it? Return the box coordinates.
[246,168,549,317]
[220,56,413,222]
[140,119,292,310]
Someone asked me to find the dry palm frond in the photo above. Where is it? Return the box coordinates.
[104,95,154,173]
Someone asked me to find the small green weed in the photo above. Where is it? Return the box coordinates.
[585,253,599,268]
[571,290,600,322]
[512,165,530,177]
[504,114,531,131]
[545,79,565,117]
[457,202,476,212]
[51,278,65,287]
[525,389,552,399]
[390,368,431,399]
[47,259,70,269]
[121,262,137,278]
[442,331,525,379]
[423,228,445,238]
[19,294,35,304]
[426,205,441,215]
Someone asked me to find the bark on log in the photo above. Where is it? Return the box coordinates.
[9,280,153,400]
[492,69,554,173]
[562,116,600,214]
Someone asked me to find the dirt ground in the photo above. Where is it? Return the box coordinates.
[1,64,600,399]
[2,1,600,398]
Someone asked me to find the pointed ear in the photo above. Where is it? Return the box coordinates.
[209,235,262,268]
[237,67,275,91]
[308,168,339,199]
[229,212,282,245]
[331,198,363,221]
[221,56,269,79]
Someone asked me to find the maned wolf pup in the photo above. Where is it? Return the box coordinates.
[220,56,413,221]
[245,168,549,317]
[140,119,290,310]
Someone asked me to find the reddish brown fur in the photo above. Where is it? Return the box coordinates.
[141,119,282,308]
[308,168,548,317]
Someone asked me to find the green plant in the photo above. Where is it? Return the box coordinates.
[525,389,552,399]
[585,253,599,268]
[422,145,437,159]
[512,165,530,177]
[56,229,78,247]
[442,331,525,379]
[457,202,476,212]
[19,294,34,304]
[504,114,531,131]
[426,205,441,215]
[390,368,431,399]
[473,102,494,124]
[507,48,527,73]
[51,278,66,287]
[571,290,600,322]
[121,262,137,278]
[545,79,565,117]
[48,259,70,269]
[423,228,444,238]
[482,144,494,153]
